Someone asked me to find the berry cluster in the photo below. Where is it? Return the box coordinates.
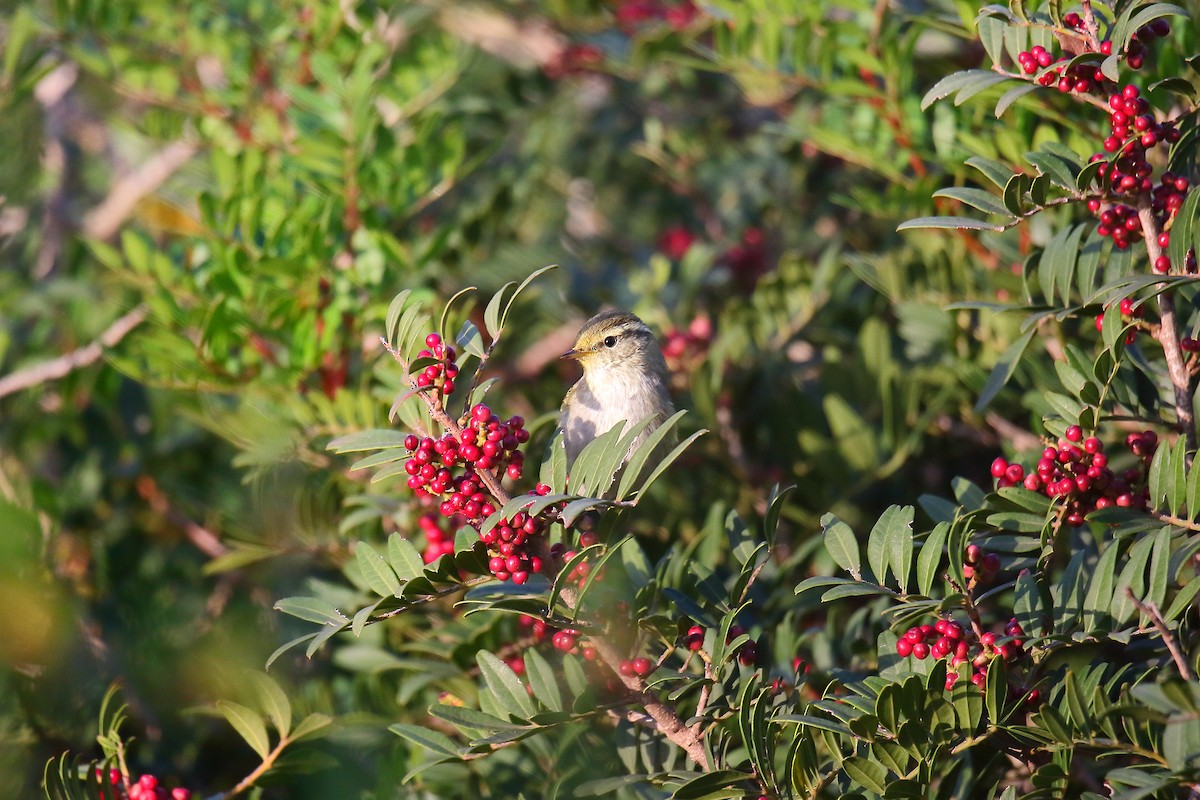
[414,334,458,398]
[724,227,768,291]
[1086,84,1184,253]
[963,543,1001,585]
[483,503,551,584]
[92,770,191,800]
[1016,16,1168,90]
[402,403,530,506]
[618,656,655,677]
[895,617,1026,690]
[1012,15,1191,271]
[657,225,697,260]
[543,44,605,79]
[682,624,705,651]
[662,315,713,371]
[990,426,1157,524]
[549,529,599,585]
[614,0,699,33]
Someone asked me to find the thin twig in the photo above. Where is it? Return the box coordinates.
[83,140,199,240]
[0,305,148,399]
[1138,196,1198,453]
[135,475,229,558]
[1125,588,1194,680]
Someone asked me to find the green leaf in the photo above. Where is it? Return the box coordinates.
[388,534,426,582]
[274,597,349,626]
[356,542,402,598]
[821,513,861,578]
[456,319,486,360]
[967,155,1017,189]
[1083,543,1122,632]
[842,755,888,795]
[995,82,1039,117]
[630,429,707,500]
[917,522,949,597]
[385,290,413,344]
[1111,535,1153,625]
[867,505,913,590]
[429,704,528,734]
[477,650,536,720]
[1148,440,1171,511]
[1165,575,1200,621]
[290,713,333,742]
[975,327,1036,412]
[932,187,1013,217]
[897,216,1008,232]
[217,701,270,760]
[389,723,463,759]
[523,648,563,713]
[615,409,691,500]
[327,430,412,453]
[244,672,291,737]
[1168,439,1188,517]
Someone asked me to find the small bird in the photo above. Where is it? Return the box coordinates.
[558,309,675,470]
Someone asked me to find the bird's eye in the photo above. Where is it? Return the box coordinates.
[603,335,617,348]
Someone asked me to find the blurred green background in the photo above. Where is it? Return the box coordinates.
[0,0,1160,796]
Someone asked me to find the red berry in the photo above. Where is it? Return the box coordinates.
[896,638,913,657]
[631,657,654,676]
[912,642,930,660]
[618,659,635,676]
[1065,425,1083,442]
[990,457,1008,478]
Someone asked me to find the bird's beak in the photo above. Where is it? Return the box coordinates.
[560,348,583,360]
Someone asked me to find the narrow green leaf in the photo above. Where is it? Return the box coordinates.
[1147,528,1171,617]
[273,597,349,626]
[1083,543,1122,631]
[217,701,270,760]
[356,542,402,598]
[388,534,425,581]
[1165,575,1200,621]
[632,429,707,499]
[456,319,486,360]
[327,430,412,453]
[995,82,1039,117]
[389,723,463,759]
[523,648,563,713]
[385,290,413,344]
[483,280,516,340]
[290,713,333,742]
[616,409,688,499]
[966,155,1016,189]
[244,672,292,737]
[897,216,1008,232]
[884,506,915,593]
[866,509,890,586]
[498,265,557,334]
[1148,440,1171,511]
[1111,536,1153,625]
[1168,439,1188,517]
[932,187,1014,217]
[842,755,888,794]
[917,522,949,597]
[976,327,1036,412]
[477,650,536,720]
[821,513,861,579]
